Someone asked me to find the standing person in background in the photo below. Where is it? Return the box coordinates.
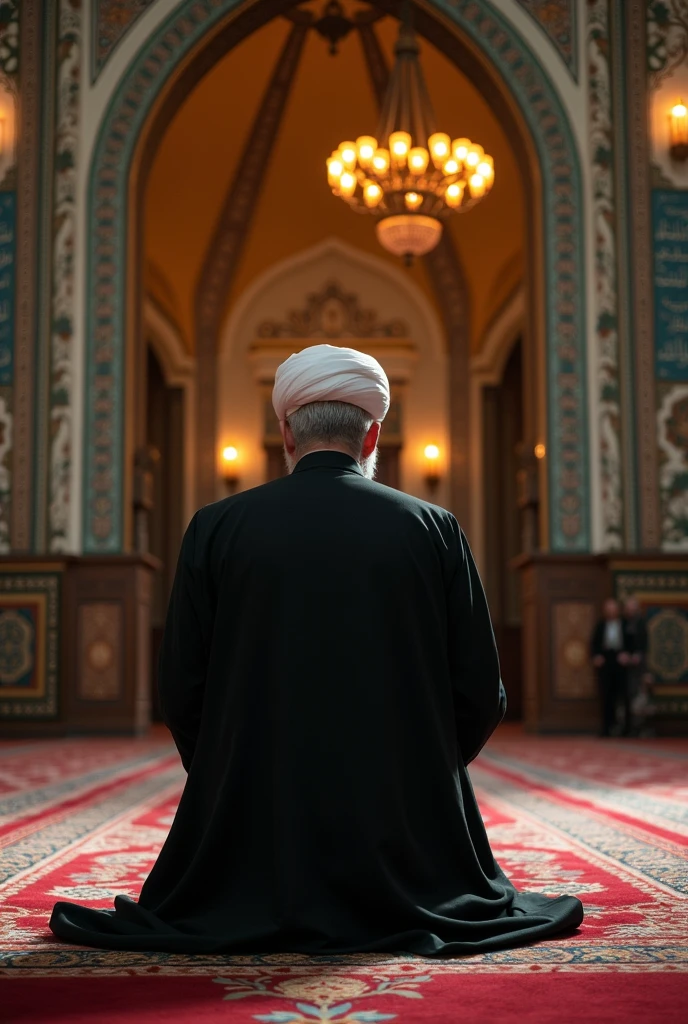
[623,596,649,736]
[591,598,629,737]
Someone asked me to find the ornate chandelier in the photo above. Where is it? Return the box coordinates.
[326,14,494,262]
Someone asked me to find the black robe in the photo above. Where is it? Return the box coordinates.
[50,451,583,954]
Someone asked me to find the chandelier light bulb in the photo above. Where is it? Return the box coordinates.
[445,182,464,207]
[339,141,357,169]
[442,158,459,175]
[404,191,423,210]
[477,157,494,184]
[466,144,484,168]
[364,181,383,207]
[372,148,390,173]
[452,138,471,162]
[327,156,344,187]
[408,147,430,174]
[389,131,412,164]
[339,171,357,197]
[356,135,377,167]
[469,173,486,198]
[428,132,451,167]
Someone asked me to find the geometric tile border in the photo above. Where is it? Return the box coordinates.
[84,0,590,552]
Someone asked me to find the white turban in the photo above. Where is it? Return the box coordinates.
[272,344,390,422]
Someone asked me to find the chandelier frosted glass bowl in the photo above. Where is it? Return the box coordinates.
[326,19,494,261]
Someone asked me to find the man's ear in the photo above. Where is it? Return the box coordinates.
[279,420,297,455]
[361,421,381,459]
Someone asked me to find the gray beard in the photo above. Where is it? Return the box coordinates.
[284,447,379,480]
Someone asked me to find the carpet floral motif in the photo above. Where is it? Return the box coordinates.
[214,972,433,1022]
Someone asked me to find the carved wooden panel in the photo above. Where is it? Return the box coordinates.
[77,601,122,701]
[551,601,596,699]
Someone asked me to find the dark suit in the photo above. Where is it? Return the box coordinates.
[51,451,582,954]
[591,618,628,735]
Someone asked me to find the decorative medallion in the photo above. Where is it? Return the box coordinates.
[552,601,596,699]
[0,573,59,719]
[258,281,409,339]
[647,607,688,682]
[0,609,34,685]
[78,602,122,701]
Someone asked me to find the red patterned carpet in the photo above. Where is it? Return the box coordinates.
[1,728,686,1023]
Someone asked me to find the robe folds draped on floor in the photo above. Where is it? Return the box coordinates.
[50,451,583,955]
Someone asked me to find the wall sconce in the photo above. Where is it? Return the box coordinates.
[534,443,546,460]
[670,99,688,162]
[221,445,240,495]
[423,444,441,495]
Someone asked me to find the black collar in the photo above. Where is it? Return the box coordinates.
[292,450,363,476]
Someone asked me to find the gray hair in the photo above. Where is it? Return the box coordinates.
[287,401,374,458]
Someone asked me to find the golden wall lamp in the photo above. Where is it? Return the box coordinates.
[423,444,441,495]
[670,100,688,162]
[222,446,240,495]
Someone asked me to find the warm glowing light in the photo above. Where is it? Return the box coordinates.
[356,135,377,166]
[534,443,546,460]
[428,132,451,166]
[222,446,238,463]
[389,130,412,163]
[465,144,484,168]
[323,20,494,260]
[477,155,494,183]
[469,173,486,198]
[339,171,357,197]
[327,155,344,187]
[452,137,470,162]
[445,182,464,208]
[670,98,688,160]
[364,181,383,207]
[408,147,430,174]
[372,148,391,173]
[424,444,440,461]
[339,141,357,169]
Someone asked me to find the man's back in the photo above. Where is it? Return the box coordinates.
[50,451,583,954]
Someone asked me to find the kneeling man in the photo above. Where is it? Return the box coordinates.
[51,344,583,955]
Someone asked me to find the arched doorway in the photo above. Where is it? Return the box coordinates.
[81,0,590,565]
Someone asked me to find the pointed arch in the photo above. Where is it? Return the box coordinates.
[82,0,589,555]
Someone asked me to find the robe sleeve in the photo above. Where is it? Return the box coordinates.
[445,517,506,764]
[158,512,211,771]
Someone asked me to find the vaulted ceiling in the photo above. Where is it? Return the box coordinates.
[144,2,525,355]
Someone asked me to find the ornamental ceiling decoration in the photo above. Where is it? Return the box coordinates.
[515,0,577,78]
[257,281,409,338]
[92,0,155,81]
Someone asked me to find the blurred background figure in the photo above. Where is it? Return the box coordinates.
[623,597,650,737]
[591,599,629,738]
